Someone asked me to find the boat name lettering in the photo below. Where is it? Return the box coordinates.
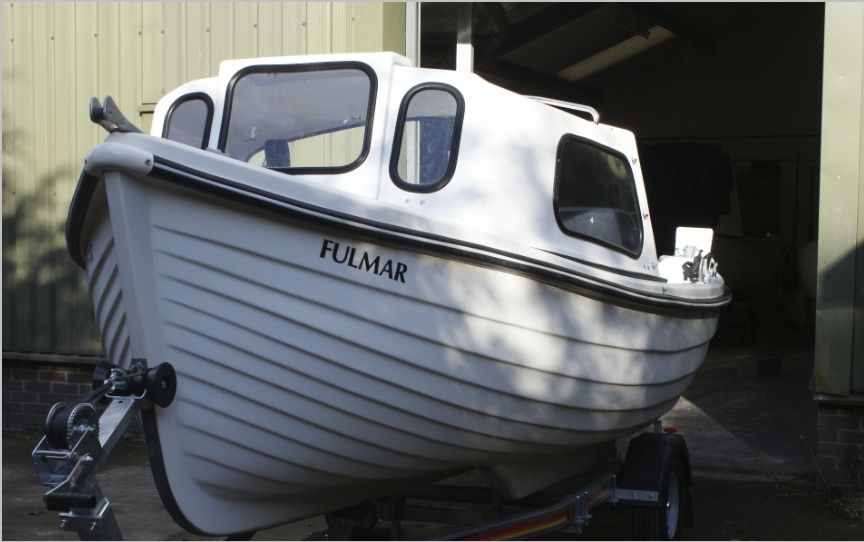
[319,239,407,283]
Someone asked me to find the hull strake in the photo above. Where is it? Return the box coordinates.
[84,187,132,369]
[84,169,719,534]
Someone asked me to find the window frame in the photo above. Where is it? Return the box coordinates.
[389,82,465,193]
[217,61,378,175]
[162,92,215,150]
[553,134,644,258]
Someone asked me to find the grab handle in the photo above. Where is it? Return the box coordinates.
[525,96,600,124]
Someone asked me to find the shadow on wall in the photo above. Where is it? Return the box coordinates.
[813,245,863,395]
[2,121,101,356]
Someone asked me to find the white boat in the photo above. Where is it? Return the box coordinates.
[68,52,730,536]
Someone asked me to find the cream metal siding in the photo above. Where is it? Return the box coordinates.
[2,1,406,356]
[814,2,864,400]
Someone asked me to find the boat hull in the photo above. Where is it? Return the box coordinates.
[83,170,719,535]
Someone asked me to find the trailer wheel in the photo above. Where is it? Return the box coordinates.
[325,500,378,539]
[221,530,257,541]
[631,458,686,540]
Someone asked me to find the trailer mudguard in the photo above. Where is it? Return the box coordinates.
[617,432,693,527]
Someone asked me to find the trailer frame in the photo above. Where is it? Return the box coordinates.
[317,428,692,541]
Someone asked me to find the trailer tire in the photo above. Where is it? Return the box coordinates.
[222,531,257,541]
[325,500,378,539]
[631,457,686,540]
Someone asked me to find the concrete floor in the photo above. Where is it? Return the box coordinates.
[664,346,820,480]
[4,338,861,540]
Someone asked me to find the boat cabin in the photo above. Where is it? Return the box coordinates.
[150,52,663,278]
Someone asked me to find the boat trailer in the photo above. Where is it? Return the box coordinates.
[32,360,690,541]
[317,426,693,541]
[31,359,176,541]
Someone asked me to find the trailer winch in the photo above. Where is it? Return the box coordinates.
[31,359,176,541]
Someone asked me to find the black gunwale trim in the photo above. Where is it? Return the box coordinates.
[553,134,645,259]
[161,92,215,150]
[389,83,466,193]
[542,249,666,282]
[143,157,729,313]
[217,61,378,175]
[66,171,100,268]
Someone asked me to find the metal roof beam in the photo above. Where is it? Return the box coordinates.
[476,59,608,115]
[422,3,609,113]
[619,2,716,57]
[480,3,604,61]
[481,3,516,41]
[424,32,493,49]
[422,44,456,70]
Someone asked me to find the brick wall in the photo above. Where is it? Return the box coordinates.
[2,359,142,436]
[817,404,864,489]
[2,359,96,432]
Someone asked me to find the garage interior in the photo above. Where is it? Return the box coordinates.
[418,1,860,489]
[420,2,823,331]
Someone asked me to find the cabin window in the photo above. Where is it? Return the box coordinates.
[220,63,376,173]
[554,135,643,257]
[390,84,464,192]
[163,94,213,149]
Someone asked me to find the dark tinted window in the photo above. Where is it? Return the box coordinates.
[555,137,642,256]
[391,85,463,191]
[164,97,211,148]
[222,67,373,170]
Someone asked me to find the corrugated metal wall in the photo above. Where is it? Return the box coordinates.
[814,2,864,400]
[2,1,406,357]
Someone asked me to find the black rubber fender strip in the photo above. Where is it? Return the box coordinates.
[140,408,213,537]
[65,170,100,269]
[61,156,731,314]
[153,157,668,283]
[148,157,732,315]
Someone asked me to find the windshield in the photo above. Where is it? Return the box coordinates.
[222,66,374,171]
